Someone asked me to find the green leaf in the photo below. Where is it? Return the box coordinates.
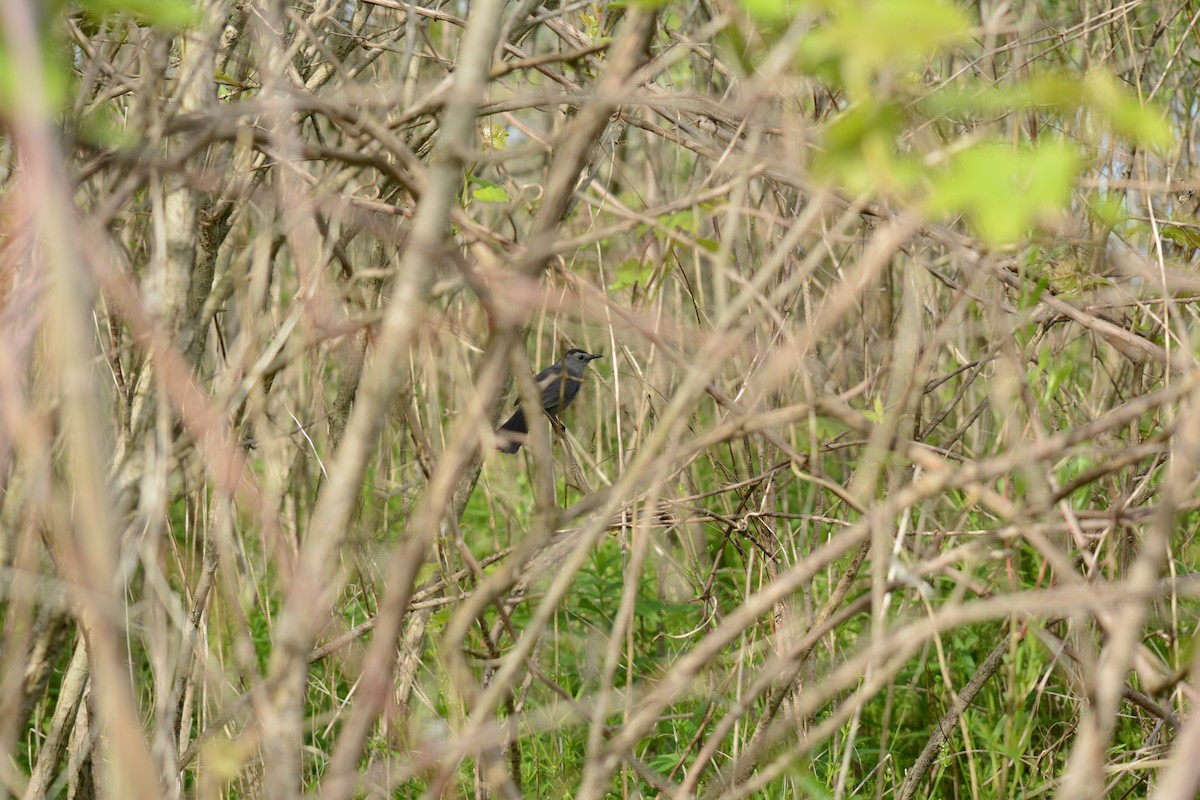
[799,0,969,94]
[922,71,1173,149]
[928,142,1079,245]
[77,105,139,149]
[657,209,699,233]
[824,103,902,157]
[0,48,70,117]
[1081,72,1173,149]
[1161,225,1200,249]
[815,102,907,193]
[646,752,685,773]
[468,175,509,203]
[1014,272,1049,347]
[482,124,509,151]
[81,0,201,28]
[472,185,508,203]
[864,395,885,424]
[738,0,800,25]
[1088,194,1126,229]
[608,258,654,291]
[634,596,666,623]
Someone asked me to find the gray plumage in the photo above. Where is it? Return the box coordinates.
[497,349,602,454]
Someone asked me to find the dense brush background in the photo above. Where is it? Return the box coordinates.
[2,0,1199,797]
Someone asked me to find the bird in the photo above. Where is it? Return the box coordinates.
[496,349,602,454]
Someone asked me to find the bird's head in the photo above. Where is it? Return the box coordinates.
[564,349,603,367]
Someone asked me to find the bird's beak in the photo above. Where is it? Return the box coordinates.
[588,353,603,361]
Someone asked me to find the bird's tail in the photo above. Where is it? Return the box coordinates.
[496,408,527,454]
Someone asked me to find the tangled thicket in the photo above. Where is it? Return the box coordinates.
[2,0,1200,798]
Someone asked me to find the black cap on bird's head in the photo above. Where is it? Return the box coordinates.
[564,348,602,363]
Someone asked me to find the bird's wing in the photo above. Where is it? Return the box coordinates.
[533,362,562,386]
[510,362,559,407]
[536,363,568,410]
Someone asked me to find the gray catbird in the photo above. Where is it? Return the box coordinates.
[496,349,602,454]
